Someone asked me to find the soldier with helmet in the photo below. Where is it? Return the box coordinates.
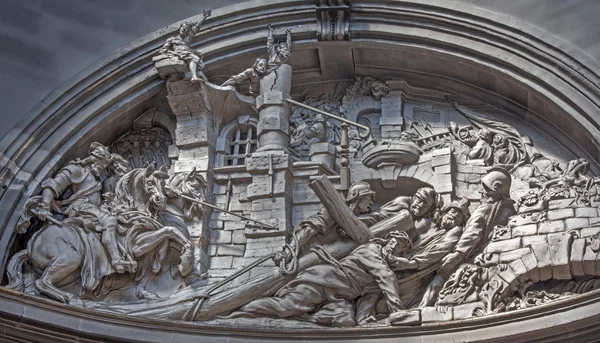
[439,167,517,275]
[38,142,134,275]
[288,180,376,255]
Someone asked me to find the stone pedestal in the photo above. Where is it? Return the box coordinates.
[309,142,336,170]
[166,80,216,271]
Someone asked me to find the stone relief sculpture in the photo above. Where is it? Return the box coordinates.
[221,58,267,97]
[5,18,600,335]
[266,24,292,72]
[153,10,212,81]
[6,143,208,304]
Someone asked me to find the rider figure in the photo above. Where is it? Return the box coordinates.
[39,142,133,273]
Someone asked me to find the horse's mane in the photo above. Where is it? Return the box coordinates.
[114,168,140,211]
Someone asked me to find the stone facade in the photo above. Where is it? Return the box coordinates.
[2,1,600,342]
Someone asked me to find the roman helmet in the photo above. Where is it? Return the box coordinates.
[481,167,512,198]
[345,181,375,203]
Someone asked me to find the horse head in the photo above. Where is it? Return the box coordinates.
[143,165,167,212]
[165,167,207,221]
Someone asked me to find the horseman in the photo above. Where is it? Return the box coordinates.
[38,142,134,274]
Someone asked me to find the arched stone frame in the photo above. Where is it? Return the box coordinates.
[2,0,600,340]
[215,115,259,168]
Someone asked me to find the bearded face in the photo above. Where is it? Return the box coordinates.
[440,208,463,230]
[354,195,374,214]
[410,197,431,218]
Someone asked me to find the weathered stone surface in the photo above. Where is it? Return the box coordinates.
[565,218,590,230]
[210,230,232,244]
[520,253,542,282]
[210,256,233,269]
[421,306,453,323]
[538,220,565,234]
[218,244,245,256]
[582,244,597,275]
[547,233,573,279]
[580,227,600,238]
[546,208,574,221]
[500,248,531,263]
[389,309,421,326]
[485,238,521,253]
[453,302,486,320]
[570,238,587,276]
[512,224,537,237]
[522,235,547,247]
[509,258,530,283]
[575,207,599,218]
[530,242,553,281]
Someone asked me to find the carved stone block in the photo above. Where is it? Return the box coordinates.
[175,125,215,147]
[575,207,599,218]
[530,242,553,281]
[428,173,453,194]
[547,199,583,210]
[246,153,291,172]
[485,238,522,254]
[547,233,573,279]
[520,253,542,282]
[546,208,574,221]
[538,220,566,234]
[580,227,600,238]
[508,215,538,228]
[210,256,234,269]
[512,224,537,237]
[500,248,532,263]
[217,244,246,257]
[522,235,547,248]
[256,91,284,110]
[582,244,597,275]
[509,258,530,283]
[565,218,590,230]
[431,154,451,167]
[570,238,587,276]
[210,230,232,244]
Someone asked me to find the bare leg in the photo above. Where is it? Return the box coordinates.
[189,61,201,82]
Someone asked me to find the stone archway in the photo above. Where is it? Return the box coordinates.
[2,1,600,341]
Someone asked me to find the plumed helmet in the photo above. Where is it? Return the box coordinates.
[345,181,375,203]
[481,167,511,198]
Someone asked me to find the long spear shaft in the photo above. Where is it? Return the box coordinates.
[177,193,278,230]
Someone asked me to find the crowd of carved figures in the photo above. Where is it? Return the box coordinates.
[6,20,600,329]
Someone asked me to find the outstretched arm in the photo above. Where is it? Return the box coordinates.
[266,24,274,48]
[192,10,212,33]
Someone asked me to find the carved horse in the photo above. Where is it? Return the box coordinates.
[6,166,194,304]
[161,167,207,237]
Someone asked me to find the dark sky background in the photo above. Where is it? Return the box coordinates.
[1,0,599,141]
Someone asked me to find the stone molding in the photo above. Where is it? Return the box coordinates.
[2,0,600,341]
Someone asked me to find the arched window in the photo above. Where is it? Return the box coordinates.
[216,115,259,167]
